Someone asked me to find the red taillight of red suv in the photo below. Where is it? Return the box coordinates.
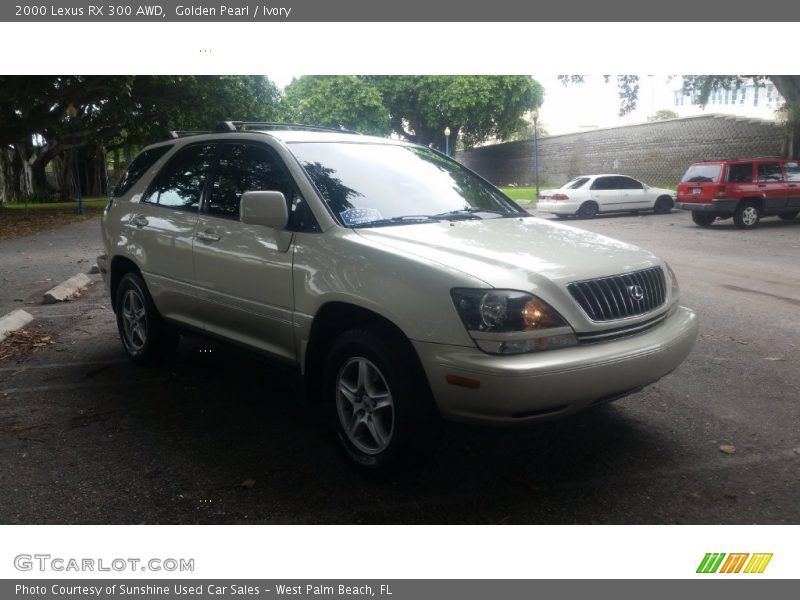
[713,185,726,198]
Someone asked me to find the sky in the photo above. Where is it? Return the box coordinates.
[532,74,678,135]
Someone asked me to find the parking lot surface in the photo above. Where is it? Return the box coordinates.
[0,211,798,523]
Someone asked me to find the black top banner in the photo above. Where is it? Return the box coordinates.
[3,0,798,22]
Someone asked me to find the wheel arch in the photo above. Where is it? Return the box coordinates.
[109,255,143,313]
[303,301,427,401]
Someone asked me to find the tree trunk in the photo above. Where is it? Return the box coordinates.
[13,144,35,200]
[770,75,800,159]
[0,147,14,204]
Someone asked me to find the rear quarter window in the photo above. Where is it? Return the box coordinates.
[113,145,172,197]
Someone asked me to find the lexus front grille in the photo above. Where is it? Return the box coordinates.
[567,267,667,322]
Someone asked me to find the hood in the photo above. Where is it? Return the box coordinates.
[354,216,661,292]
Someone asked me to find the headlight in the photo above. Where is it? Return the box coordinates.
[451,288,577,354]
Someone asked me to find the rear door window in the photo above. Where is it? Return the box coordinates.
[786,162,800,181]
[591,177,615,190]
[143,144,217,210]
[617,176,644,190]
[727,163,754,183]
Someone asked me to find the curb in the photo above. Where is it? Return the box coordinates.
[43,273,92,304]
[0,309,34,343]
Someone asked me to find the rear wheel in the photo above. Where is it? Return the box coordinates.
[577,201,598,219]
[691,212,716,227]
[778,211,799,220]
[733,201,761,229]
[653,196,674,214]
[323,329,439,471]
[115,272,179,365]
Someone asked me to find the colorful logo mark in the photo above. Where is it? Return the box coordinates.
[696,553,773,574]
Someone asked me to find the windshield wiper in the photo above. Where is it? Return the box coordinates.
[433,208,508,220]
[350,215,441,228]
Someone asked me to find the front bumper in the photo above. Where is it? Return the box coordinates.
[413,305,698,424]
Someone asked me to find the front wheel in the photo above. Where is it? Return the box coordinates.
[733,201,761,229]
[323,329,439,471]
[115,272,178,365]
[691,212,716,227]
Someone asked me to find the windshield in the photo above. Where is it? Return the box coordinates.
[289,142,524,227]
[681,164,721,183]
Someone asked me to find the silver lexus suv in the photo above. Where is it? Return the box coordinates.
[99,122,698,470]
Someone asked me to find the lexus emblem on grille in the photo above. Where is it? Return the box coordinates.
[628,284,645,301]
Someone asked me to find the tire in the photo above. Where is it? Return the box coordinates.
[115,272,179,365]
[691,212,716,227]
[653,196,674,214]
[576,201,599,219]
[733,201,761,229]
[323,329,439,471]
[778,211,799,221]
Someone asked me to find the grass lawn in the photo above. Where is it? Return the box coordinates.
[499,185,558,205]
[0,198,107,241]
[2,198,108,211]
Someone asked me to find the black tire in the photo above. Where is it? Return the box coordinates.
[577,201,599,219]
[691,212,716,227]
[322,329,439,471]
[733,201,761,229]
[778,211,799,221]
[653,196,674,214]
[114,272,179,365]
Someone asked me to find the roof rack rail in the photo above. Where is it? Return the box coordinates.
[229,121,362,135]
[166,121,363,141]
[166,130,212,139]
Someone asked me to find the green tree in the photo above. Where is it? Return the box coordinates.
[648,109,679,121]
[0,76,283,203]
[282,76,390,136]
[365,75,543,150]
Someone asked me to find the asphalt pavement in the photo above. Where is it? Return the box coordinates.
[0,210,798,524]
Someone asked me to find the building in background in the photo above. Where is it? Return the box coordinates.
[672,82,784,120]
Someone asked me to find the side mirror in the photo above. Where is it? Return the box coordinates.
[240,191,288,230]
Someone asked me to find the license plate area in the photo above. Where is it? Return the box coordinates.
[692,187,701,195]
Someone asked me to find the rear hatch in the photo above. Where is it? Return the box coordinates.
[677,163,723,203]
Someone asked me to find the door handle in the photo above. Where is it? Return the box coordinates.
[757,184,767,188]
[789,184,798,188]
[196,230,221,243]
[131,215,148,228]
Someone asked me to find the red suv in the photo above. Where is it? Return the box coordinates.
[677,158,800,229]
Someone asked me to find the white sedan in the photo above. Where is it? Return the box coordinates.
[537,174,675,219]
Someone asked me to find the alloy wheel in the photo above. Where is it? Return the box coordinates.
[121,288,148,352]
[336,357,395,455]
